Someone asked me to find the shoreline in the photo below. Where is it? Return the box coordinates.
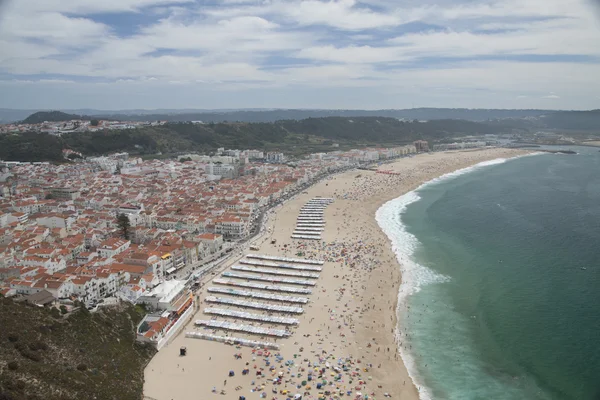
[143,148,532,400]
[376,153,540,399]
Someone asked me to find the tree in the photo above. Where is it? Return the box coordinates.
[116,213,131,240]
[45,193,54,200]
[90,119,99,126]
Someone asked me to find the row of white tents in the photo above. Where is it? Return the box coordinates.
[205,295,304,313]
[294,230,324,236]
[207,286,309,303]
[222,271,317,286]
[297,217,324,221]
[291,234,322,240]
[185,332,280,350]
[291,227,324,232]
[231,265,320,279]
[203,308,299,325]
[296,223,325,228]
[305,197,334,203]
[292,197,335,240]
[239,259,322,271]
[195,320,291,338]
[213,278,312,294]
[212,278,313,294]
[246,254,324,265]
[190,251,323,346]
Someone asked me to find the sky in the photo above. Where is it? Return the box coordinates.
[0,0,599,110]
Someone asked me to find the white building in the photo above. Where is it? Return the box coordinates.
[197,233,224,253]
[266,152,286,163]
[246,150,264,159]
[136,280,188,311]
[36,214,76,229]
[204,163,237,179]
[214,217,246,239]
[98,238,131,259]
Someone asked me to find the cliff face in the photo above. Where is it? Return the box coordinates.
[0,298,155,400]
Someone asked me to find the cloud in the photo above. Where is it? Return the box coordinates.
[275,0,403,30]
[0,0,599,109]
[2,0,195,15]
[0,12,110,47]
[542,94,560,99]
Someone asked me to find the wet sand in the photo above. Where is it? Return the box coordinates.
[143,148,530,400]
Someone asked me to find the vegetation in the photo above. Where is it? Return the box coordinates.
[57,117,502,155]
[0,132,65,162]
[92,108,556,123]
[2,116,504,162]
[539,109,600,131]
[8,111,599,163]
[22,111,92,124]
[0,298,155,400]
[116,213,131,240]
[67,153,82,160]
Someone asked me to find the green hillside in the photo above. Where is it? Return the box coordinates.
[0,298,155,400]
[22,111,91,124]
[0,116,504,162]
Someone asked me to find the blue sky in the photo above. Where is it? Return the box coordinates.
[0,0,599,110]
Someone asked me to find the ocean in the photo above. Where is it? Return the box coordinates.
[376,147,600,400]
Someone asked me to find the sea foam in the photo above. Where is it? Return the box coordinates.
[375,154,540,400]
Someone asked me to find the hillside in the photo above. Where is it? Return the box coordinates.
[94,108,552,123]
[0,116,504,162]
[0,298,155,400]
[539,109,600,131]
[22,111,92,124]
[5,108,558,124]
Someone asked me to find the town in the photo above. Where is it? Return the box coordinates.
[0,144,422,347]
[0,118,166,135]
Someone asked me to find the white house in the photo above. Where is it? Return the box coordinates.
[36,213,76,229]
[97,238,130,259]
[214,217,246,239]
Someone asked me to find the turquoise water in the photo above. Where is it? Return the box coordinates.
[377,148,600,400]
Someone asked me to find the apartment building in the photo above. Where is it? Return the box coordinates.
[97,238,131,259]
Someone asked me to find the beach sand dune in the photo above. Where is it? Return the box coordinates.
[143,148,530,400]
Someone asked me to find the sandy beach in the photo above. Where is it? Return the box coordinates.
[143,148,530,400]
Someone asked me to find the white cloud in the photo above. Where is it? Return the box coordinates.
[2,0,195,15]
[0,0,599,109]
[199,0,410,30]
[388,18,600,58]
[275,0,403,30]
[38,79,76,84]
[0,12,110,47]
[296,45,408,64]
